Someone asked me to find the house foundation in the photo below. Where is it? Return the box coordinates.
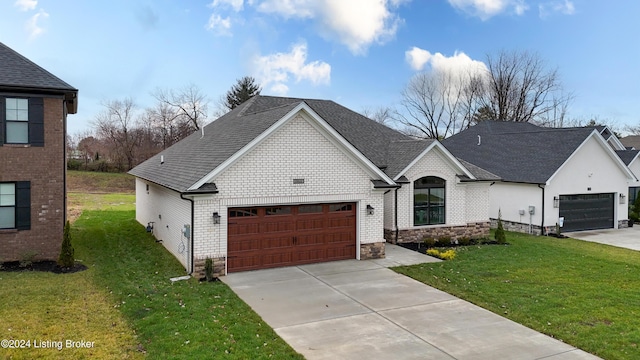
[360,242,385,259]
[384,222,490,244]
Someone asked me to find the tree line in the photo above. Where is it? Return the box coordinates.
[69,50,624,172]
[67,77,261,172]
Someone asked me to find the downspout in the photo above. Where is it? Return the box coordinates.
[538,184,545,236]
[180,193,195,275]
[63,100,68,226]
[394,187,399,244]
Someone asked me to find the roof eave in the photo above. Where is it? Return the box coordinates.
[0,85,78,114]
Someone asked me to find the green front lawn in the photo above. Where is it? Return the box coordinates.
[0,197,302,359]
[393,231,640,360]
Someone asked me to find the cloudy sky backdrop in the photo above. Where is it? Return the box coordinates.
[1,0,639,135]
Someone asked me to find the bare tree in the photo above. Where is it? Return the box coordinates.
[152,84,209,131]
[361,106,393,125]
[93,98,141,171]
[394,70,482,139]
[483,50,571,123]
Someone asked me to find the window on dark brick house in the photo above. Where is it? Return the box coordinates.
[0,182,30,230]
[0,97,44,147]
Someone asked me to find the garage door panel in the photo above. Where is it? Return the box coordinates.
[228,203,357,272]
[228,222,260,236]
[261,236,293,249]
[262,220,294,233]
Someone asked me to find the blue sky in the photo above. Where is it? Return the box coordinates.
[1,0,639,135]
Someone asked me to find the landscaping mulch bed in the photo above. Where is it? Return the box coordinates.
[0,260,87,274]
[398,239,506,254]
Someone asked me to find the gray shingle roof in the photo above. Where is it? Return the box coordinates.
[442,122,596,184]
[130,95,460,192]
[620,135,640,150]
[615,149,639,166]
[0,42,78,113]
[0,42,77,92]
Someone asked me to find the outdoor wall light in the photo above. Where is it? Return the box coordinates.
[553,196,559,208]
[212,212,221,224]
[366,205,375,215]
[620,193,626,204]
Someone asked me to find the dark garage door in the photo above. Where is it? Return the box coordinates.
[227,203,356,272]
[559,193,614,232]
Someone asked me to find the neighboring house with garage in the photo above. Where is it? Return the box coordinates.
[0,42,78,262]
[442,122,636,234]
[129,96,492,276]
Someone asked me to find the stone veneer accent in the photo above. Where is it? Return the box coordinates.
[360,242,385,259]
[193,256,226,279]
[490,218,542,235]
[618,219,629,229]
[384,222,490,244]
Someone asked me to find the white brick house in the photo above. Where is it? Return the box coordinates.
[130,96,493,276]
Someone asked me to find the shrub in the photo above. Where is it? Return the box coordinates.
[439,236,452,245]
[204,257,214,282]
[58,221,75,268]
[426,248,456,261]
[495,209,506,244]
[19,251,38,268]
[423,237,437,248]
[458,236,471,246]
[67,159,82,170]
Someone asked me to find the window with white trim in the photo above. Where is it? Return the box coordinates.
[0,183,16,229]
[5,98,29,144]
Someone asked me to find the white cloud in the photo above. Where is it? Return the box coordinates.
[256,0,405,55]
[405,47,432,71]
[14,0,37,11]
[26,8,48,39]
[206,14,232,36]
[405,47,488,77]
[253,42,331,95]
[209,0,245,12]
[539,0,575,18]
[447,0,528,20]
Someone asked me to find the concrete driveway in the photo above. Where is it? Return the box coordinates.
[222,244,599,360]
[566,226,640,251]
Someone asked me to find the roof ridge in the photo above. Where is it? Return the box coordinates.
[243,101,301,116]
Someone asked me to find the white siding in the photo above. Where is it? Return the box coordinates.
[489,136,633,231]
[546,135,631,228]
[628,158,640,182]
[135,178,191,268]
[191,114,385,267]
[489,182,542,226]
[391,147,490,230]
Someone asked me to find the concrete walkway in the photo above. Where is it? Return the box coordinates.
[566,226,640,251]
[222,245,600,360]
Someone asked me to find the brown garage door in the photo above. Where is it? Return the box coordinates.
[227,203,356,272]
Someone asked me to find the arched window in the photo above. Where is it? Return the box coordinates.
[414,176,445,226]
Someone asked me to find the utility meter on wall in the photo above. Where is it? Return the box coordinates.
[528,206,535,215]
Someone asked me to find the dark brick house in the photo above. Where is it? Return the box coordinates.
[0,42,78,262]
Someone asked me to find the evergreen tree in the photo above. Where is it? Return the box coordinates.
[495,209,506,244]
[58,221,75,268]
[225,76,261,110]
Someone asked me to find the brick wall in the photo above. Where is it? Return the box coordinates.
[0,97,65,262]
